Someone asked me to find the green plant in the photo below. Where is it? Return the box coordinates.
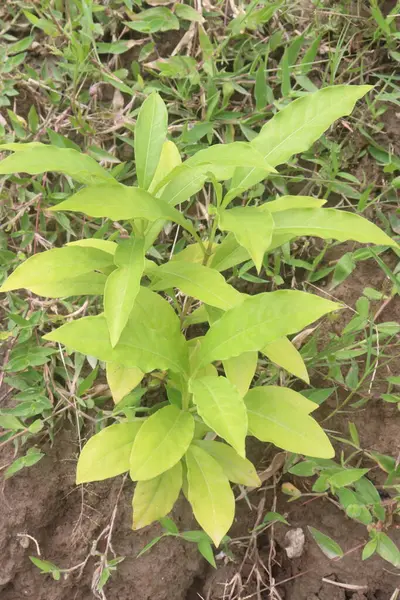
[1,85,398,547]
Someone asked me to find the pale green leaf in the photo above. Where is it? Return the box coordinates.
[175,3,204,22]
[104,238,145,347]
[186,142,277,171]
[218,206,274,272]
[0,143,113,184]
[135,93,168,189]
[272,208,397,248]
[232,85,371,191]
[376,533,400,568]
[126,7,179,33]
[148,140,182,194]
[0,247,113,293]
[190,375,248,456]
[197,291,340,367]
[210,233,250,272]
[248,385,318,415]
[308,526,344,559]
[130,405,194,480]
[132,462,182,529]
[76,422,142,483]
[245,386,334,458]
[223,351,258,396]
[195,440,261,487]
[186,444,235,546]
[328,468,370,488]
[150,261,243,310]
[50,184,193,233]
[106,363,144,404]
[262,337,309,383]
[25,272,107,298]
[67,239,117,255]
[171,242,217,265]
[264,195,327,213]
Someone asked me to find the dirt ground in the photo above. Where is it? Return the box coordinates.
[1,251,399,600]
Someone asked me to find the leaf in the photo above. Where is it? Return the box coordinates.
[195,440,261,487]
[22,272,107,298]
[44,288,189,375]
[104,238,145,346]
[0,414,24,430]
[308,527,344,559]
[245,386,334,458]
[264,195,327,213]
[0,247,113,294]
[132,462,182,529]
[218,206,274,272]
[232,85,371,191]
[130,405,194,480]
[125,7,179,33]
[0,144,113,184]
[50,184,192,233]
[175,3,204,22]
[210,233,250,272]
[362,538,378,561]
[148,140,181,194]
[190,376,248,457]
[272,208,397,248]
[250,385,318,415]
[376,533,400,568]
[135,93,168,190]
[354,477,381,505]
[186,444,234,547]
[197,291,340,367]
[186,142,276,171]
[197,539,216,568]
[328,468,370,488]
[67,239,117,255]
[76,422,142,483]
[223,351,258,396]
[150,262,243,310]
[106,363,144,404]
[261,337,309,383]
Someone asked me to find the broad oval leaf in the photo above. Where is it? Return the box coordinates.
[245,386,334,458]
[262,337,309,383]
[106,363,144,404]
[272,208,397,248]
[76,421,142,483]
[197,291,340,367]
[218,206,274,273]
[104,238,145,347]
[0,246,113,293]
[22,272,107,298]
[130,405,194,480]
[150,261,243,310]
[50,183,192,233]
[0,144,113,184]
[132,462,182,529]
[376,532,400,568]
[308,526,344,559]
[195,440,261,487]
[190,375,248,456]
[247,386,318,415]
[186,142,277,170]
[263,195,327,213]
[186,444,235,547]
[232,85,371,192]
[223,351,258,397]
[135,93,168,190]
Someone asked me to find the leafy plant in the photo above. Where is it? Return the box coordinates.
[1,85,398,547]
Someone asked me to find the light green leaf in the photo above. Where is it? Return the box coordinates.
[197,291,340,367]
[190,376,248,456]
[362,538,378,561]
[76,422,142,483]
[67,239,117,255]
[0,144,113,184]
[126,7,179,33]
[175,3,204,22]
[248,386,318,416]
[150,262,243,310]
[50,184,192,233]
[148,140,182,194]
[328,468,370,488]
[158,165,208,206]
[232,85,371,191]
[218,206,274,273]
[264,195,327,213]
[186,142,277,171]
[135,93,168,190]
[24,272,107,298]
[195,440,261,487]
[262,337,309,383]
[308,526,344,559]
[210,233,250,272]
[132,462,182,529]
[245,386,334,458]
[130,405,194,480]
[272,208,397,248]
[376,532,400,568]
[186,444,235,546]
[104,238,145,347]
[171,242,217,265]
[223,351,258,396]
[106,363,144,404]
[0,247,113,293]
